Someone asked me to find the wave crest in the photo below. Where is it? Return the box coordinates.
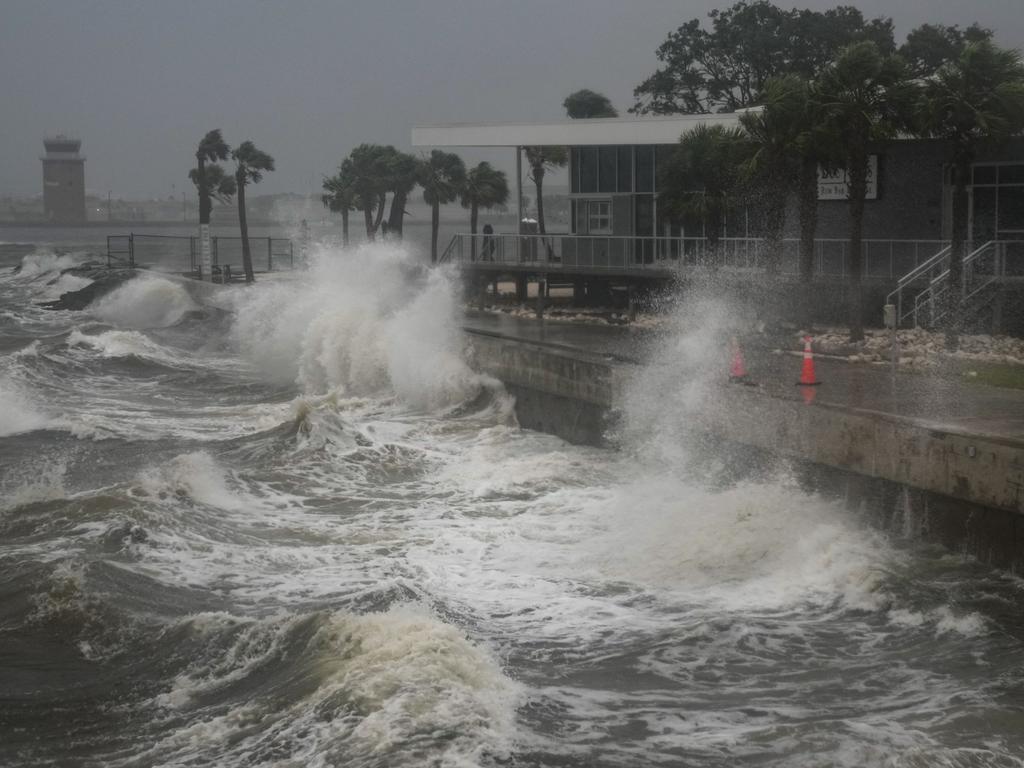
[89,276,197,329]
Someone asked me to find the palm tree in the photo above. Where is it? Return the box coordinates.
[418,150,466,263]
[917,41,1024,348]
[231,141,275,283]
[564,89,619,118]
[321,172,355,247]
[189,129,233,280]
[741,75,837,280]
[193,129,230,226]
[740,87,801,274]
[381,148,419,239]
[341,144,392,240]
[523,146,567,235]
[817,42,915,342]
[460,162,509,260]
[188,163,236,211]
[658,123,751,253]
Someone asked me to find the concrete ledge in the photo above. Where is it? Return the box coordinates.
[466,328,1024,521]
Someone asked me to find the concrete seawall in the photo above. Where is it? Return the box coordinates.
[466,328,1024,571]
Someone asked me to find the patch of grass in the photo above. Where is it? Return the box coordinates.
[961,362,1024,391]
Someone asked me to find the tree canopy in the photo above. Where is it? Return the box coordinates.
[631,0,894,115]
[188,162,235,205]
[563,89,619,118]
[658,123,752,245]
[231,141,275,187]
[899,22,992,78]
[419,150,467,263]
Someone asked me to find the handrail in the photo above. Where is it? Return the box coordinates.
[907,240,1023,327]
[885,245,950,309]
[438,235,460,264]
[924,240,995,290]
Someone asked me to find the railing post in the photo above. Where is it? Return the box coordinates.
[129,233,134,268]
[267,237,273,272]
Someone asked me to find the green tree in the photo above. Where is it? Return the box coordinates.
[188,162,236,214]
[631,1,893,115]
[658,123,751,251]
[381,148,419,239]
[191,129,233,227]
[339,144,392,241]
[563,89,619,118]
[818,41,914,342]
[741,75,839,279]
[899,22,992,78]
[523,146,567,235]
[231,141,275,283]
[917,41,1024,348]
[321,172,356,247]
[418,150,466,264]
[460,162,509,260]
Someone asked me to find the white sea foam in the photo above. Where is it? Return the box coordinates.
[67,327,181,363]
[583,475,892,610]
[230,243,487,408]
[136,452,243,511]
[90,276,197,329]
[0,458,67,512]
[40,272,93,300]
[14,250,86,279]
[146,605,519,767]
[0,376,52,437]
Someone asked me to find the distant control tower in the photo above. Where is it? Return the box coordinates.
[41,135,86,223]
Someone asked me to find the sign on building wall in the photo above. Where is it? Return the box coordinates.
[818,155,878,200]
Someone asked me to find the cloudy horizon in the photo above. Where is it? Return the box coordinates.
[3,0,1022,200]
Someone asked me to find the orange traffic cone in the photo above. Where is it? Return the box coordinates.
[797,335,821,387]
[729,336,748,382]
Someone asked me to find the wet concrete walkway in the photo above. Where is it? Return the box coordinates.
[462,311,1024,446]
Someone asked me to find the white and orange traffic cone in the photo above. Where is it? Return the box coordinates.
[797,335,821,387]
[729,336,748,383]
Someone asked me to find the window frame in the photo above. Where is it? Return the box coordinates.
[587,199,612,234]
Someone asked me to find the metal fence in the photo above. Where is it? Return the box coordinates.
[107,233,293,279]
[441,233,948,281]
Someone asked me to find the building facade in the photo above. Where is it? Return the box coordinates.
[41,136,86,223]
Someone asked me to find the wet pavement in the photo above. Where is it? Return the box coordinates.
[462,311,1024,444]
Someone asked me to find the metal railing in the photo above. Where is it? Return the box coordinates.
[106,234,135,267]
[440,232,946,281]
[910,240,1024,327]
[106,233,293,279]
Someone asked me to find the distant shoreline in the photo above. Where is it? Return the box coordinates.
[0,219,280,229]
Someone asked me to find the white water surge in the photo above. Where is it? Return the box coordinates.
[0,242,1021,768]
[90,276,198,329]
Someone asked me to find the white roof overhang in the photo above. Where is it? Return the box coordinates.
[411,112,751,148]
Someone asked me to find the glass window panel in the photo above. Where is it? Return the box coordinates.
[972,165,997,185]
[999,164,1024,185]
[635,194,654,236]
[617,147,633,192]
[575,198,587,233]
[972,187,997,242]
[579,149,597,193]
[588,200,611,233]
[598,147,616,193]
[636,147,654,192]
[998,186,1024,231]
[570,148,579,194]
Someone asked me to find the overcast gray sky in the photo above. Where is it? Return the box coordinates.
[2,0,1022,199]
